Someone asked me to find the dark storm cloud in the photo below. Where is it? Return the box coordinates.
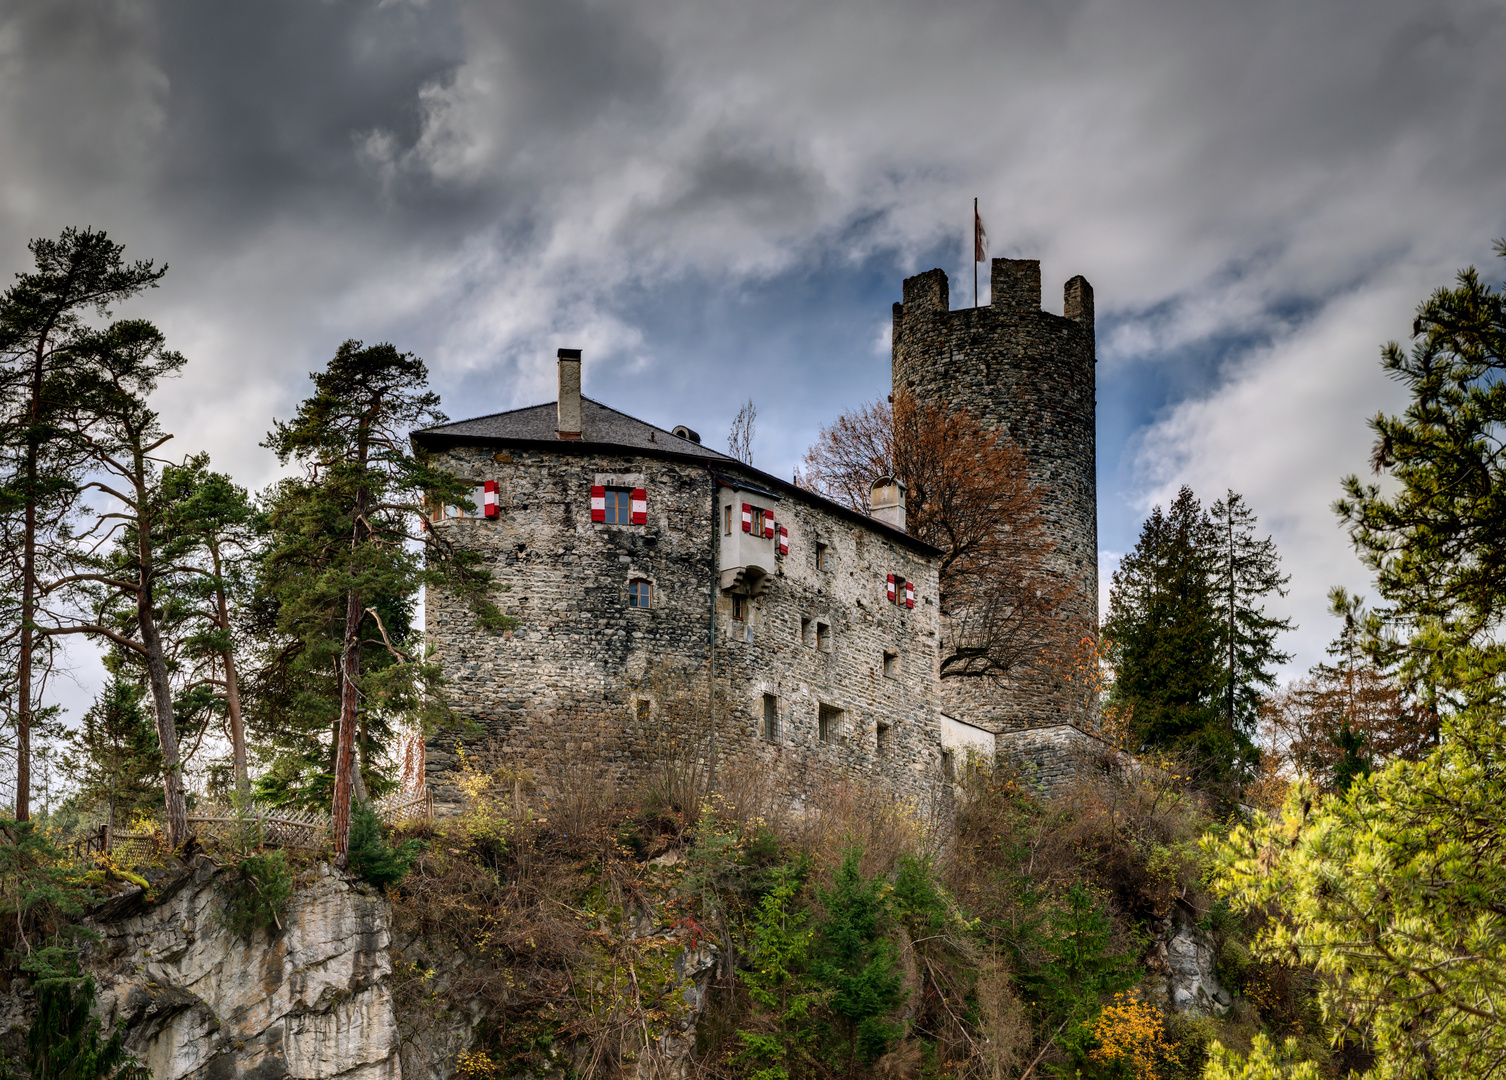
[3,0,1506,707]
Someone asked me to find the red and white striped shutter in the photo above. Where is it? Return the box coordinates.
[764,507,776,538]
[886,573,897,603]
[483,479,499,518]
[905,581,915,609]
[778,525,788,555]
[630,488,647,524]
[590,485,606,522]
[742,503,753,532]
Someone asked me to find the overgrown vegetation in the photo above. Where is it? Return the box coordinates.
[383,737,1301,1080]
[221,849,293,938]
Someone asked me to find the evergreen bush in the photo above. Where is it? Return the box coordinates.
[348,802,423,892]
[15,975,149,1080]
[222,850,293,939]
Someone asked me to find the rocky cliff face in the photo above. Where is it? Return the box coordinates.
[85,859,402,1080]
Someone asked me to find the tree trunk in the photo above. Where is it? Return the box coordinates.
[140,605,187,847]
[211,544,249,797]
[353,710,371,806]
[16,337,46,821]
[331,584,363,866]
[135,459,186,847]
[332,428,372,867]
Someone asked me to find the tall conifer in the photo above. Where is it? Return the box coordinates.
[0,228,164,820]
[1104,488,1227,769]
[1207,490,1293,740]
[260,340,503,861]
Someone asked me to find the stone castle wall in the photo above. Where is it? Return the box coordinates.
[892,258,1098,732]
[422,444,947,809]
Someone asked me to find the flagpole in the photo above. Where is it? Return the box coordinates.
[973,197,979,309]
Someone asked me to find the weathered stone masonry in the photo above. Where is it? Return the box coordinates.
[417,400,949,809]
[893,259,1098,733]
[418,254,1101,805]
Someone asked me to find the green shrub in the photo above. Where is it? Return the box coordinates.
[18,974,149,1080]
[348,803,423,892]
[222,850,293,938]
[811,849,908,1066]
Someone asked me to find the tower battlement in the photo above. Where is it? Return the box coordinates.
[892,258,1098,731]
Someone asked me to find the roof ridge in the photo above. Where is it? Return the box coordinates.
[419,400,552,433]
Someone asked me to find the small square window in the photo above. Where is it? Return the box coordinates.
[629,579,652,608]
[816,622,831,651]
[883,651,899,678]
[800,617,812,645]
[818,703,843,744]
[604,488,633,524]
[763,694,779,742]
[816,542,829,571]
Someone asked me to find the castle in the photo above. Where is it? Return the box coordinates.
[416,259,1101,807]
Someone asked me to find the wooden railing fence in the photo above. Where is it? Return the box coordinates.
[64,786,433,861]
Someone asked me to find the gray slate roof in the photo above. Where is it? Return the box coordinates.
[415,397,737,461]
[413,395,941,556]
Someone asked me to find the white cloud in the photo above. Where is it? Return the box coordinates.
[1131,267,1443,677]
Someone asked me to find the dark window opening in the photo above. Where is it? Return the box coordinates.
[763,694,779,742]
[818,703,843,744]
[816,542,829,571]
[883,651,899,678]
[635,699,651,722]
[816,621,831,651]
[800,617,812,645]
[725,505,732,535]
[941,749,956,782]
[629,579,652,608]
[603,488,633,524]
[877,723,891,756]
[732,595,745,621]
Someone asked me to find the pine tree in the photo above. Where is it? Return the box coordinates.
[0,228,165,821]
[1104,487,1226,766]
[811,849,907,1069]
[1336,243,1506,705]
[1207,491,1293,740]
[259,340,504,860]
[61,677,160,830]
[159,454,261,795]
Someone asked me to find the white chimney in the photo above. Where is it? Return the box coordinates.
[557,348,581,439]
[869,475,906,532]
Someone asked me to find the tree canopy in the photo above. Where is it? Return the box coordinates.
[1212,246,1506,1080]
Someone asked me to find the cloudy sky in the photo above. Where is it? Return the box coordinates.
[4,0,1505,718]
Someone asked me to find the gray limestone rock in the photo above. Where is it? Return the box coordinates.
[84,860,401,1080]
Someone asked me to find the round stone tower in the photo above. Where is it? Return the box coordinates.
[891,258,1097,731]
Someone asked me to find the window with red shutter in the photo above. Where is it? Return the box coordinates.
[590,485,606,522]
[886,574,897,603]
[484,479,499,518]
[630,488,647,525]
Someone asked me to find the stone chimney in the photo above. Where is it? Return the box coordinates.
[556,348,581,439]
[869,475,906,532]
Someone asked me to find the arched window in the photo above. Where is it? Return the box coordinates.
[628,579,652,609]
